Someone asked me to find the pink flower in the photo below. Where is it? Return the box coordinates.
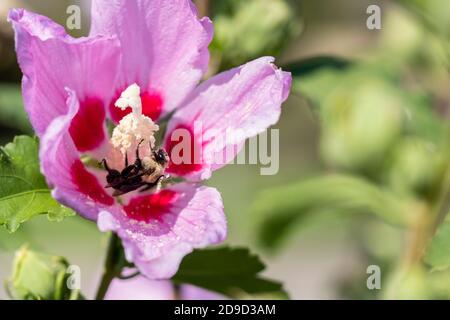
[105,275,225,300]
[8,1,291,279]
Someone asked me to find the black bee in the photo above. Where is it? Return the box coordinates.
[101,140,169,196]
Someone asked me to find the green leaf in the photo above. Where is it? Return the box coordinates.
[0,136,74,232]
[253,174,410,250]
[5,246,84,300]
[0,84,32,133]
[173,247,288,299]
[424,218,450,271]
[284,56,351,78]
[396,0,450,38]
[288,56,351,105]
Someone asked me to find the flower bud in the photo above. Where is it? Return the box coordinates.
[387,138,444,196]
[320,76,405,172]
[5,246,75,300]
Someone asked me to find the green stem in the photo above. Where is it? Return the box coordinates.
[404,201,432,266]
[95,233,121,300]
[431,162,450,233]
[196,0,210,17]
[402,165,450,266]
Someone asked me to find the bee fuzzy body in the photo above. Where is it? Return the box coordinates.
[101,141,170,197]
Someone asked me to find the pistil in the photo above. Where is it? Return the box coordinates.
[111,84,159,154]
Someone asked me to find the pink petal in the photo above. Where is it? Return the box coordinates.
[40,89,115,220]
[105,275,226,300]
[164,57,292,180]
[180,284,226,300]
[8,9,120,152]
[105,277,175,300]
[98,184,227,279]
[90,0,213,121]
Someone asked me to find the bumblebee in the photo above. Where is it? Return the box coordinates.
[101,140,169,196]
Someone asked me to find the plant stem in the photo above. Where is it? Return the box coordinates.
[430,161,450,233]
[196,0,210,17]
[404,201,432,266]
[384,201,431,299]
[95,232,121,300]
[387,160,450,298]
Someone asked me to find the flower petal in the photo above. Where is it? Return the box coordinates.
[105,276,225,300]
[180,284,226,300]
[8,9,120,152]
[90,0,213,120]
[40,89,115,220]
[98,184,226,279]
[105,277,175,300]
[164,57,292,180]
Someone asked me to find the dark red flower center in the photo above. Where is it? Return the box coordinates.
[71,160,114,206]
[123,190,178,223]
[69,97,107,152]
[165,124,204,176]
[109,90,163,123]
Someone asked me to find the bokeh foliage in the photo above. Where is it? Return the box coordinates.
[253,1,450,299]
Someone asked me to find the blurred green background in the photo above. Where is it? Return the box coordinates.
[0,0,449,299]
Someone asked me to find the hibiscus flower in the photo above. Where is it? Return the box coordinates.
[8,0,291,279]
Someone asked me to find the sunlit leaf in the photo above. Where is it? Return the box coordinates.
[0,136,74,232]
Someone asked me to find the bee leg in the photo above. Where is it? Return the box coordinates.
[136,139,145,160]
[155,176,164,192]
[100,159,113,173]
[121,165,133,176]
[134,139,145,169]
[139,175,165,193]
[124,152,129,167]
[122,167,154,181]
[113,180,146,197]
[149,140,154,152]
[139,183,156,192]
[100,159,122,188]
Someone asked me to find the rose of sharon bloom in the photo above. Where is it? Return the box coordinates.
[105,276,224,300]
[8,0,291,279]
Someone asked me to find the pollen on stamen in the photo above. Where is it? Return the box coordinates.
[111,83,159,154]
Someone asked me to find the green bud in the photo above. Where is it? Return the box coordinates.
[5,246,76,300]
[379,7,424,61]
[387,138,444,197]
[320,74,405,172]
[378,6,448,71]
[211,0,302,69]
